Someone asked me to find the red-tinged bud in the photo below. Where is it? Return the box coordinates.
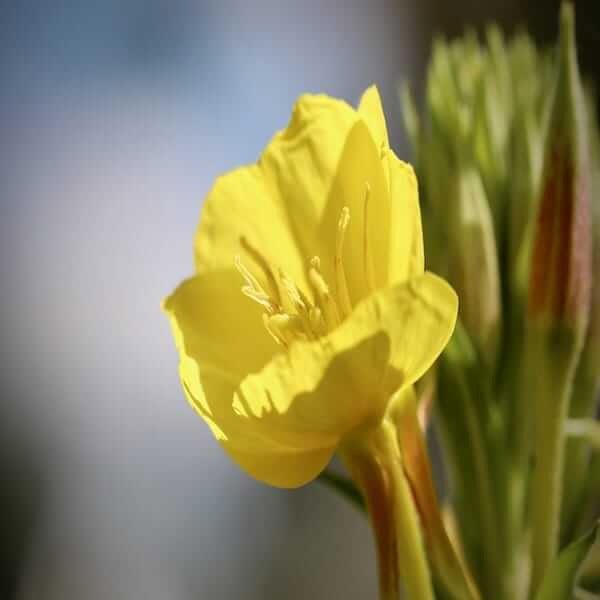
[528,4,592,340]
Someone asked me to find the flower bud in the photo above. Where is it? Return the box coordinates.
[449,167,502,365]
[508,109,545,304]
[472,28,511,217]
[528,4,592,340]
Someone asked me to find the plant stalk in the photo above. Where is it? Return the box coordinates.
[529,331,579,593]
[342,422,434,600]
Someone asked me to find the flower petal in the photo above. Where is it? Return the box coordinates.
[164,269,278,384]
[180,360,336,489]
[358,85,389,149]
[234,272,458,443]
[194,163,311,295]
[221,444,335,489]
[194,93,398,308]
[163,269,337,488]
[194,94,368,298]
[259,94,379,304]
[385,151,425,283]
[386,272,456,383]
[258,94,360,261]
[163,269,279,437]
[315,119,392,304]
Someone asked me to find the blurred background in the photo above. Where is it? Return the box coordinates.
[0,1,596,598]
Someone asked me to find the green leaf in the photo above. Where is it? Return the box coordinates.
[535,522,600,600]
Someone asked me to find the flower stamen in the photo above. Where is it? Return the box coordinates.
[363,182,376,293]
[263,313,305,347]
[236,206,361,345]
[240,236,282,307]
[235,256,278,314]
[308,255,341,330]
[279,270,318,340]
[335,206,353,318]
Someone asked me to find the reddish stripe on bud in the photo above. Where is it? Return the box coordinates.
[529,143,592,330]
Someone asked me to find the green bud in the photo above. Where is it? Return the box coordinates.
[471,27,511,210]
[528,4,592,341]
[471,67,508,223]
[508,108,545,306]
[448,167,502,365]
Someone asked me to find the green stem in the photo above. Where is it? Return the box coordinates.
[561,372,599,540]
[458,378,501,596]
[510,348,529,518]
[388,436,435,600]
[437,329,503,597]
[342,422,434,600]
[529,332,579,593]
[502,319,531,600]
[342,435,400,600]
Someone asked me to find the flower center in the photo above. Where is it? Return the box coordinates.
[236,184,374,348]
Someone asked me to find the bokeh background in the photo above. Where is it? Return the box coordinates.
[1,1,597,598]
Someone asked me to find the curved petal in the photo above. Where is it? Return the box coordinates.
[180,359,336,489]
[194,164,311,294]
[180,362,336,489]
[234,272,458,444]
[258,93,360,262]
[386,272,456,383]
[358,85,389,150]
[163,269,337,488]
[195,95,362,287]
[163,269,278,383]
[221,444,335,489]
[385,151,425,283]
[163,269,279,437]
[194,93,398,308]
[315,119,392,304]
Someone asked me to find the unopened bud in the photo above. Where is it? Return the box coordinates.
[508,109,545,305]
[528,4,592,340]
[449,167,502,365]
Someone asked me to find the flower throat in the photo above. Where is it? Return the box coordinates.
[235,184,375,348]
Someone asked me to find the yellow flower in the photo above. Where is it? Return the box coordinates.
[163,86,458,488]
